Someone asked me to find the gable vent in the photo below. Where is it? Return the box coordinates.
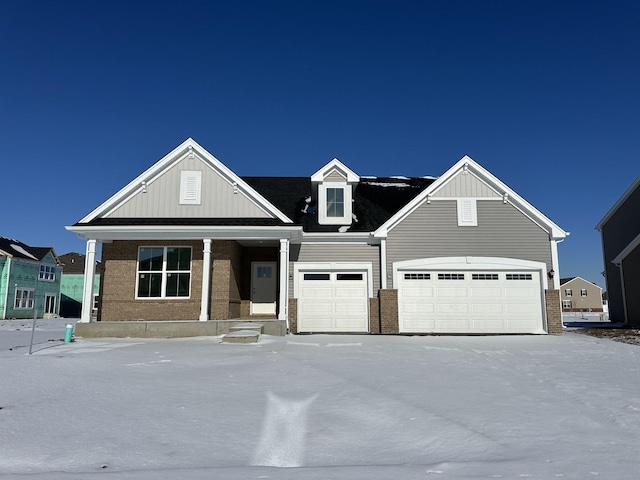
[457,198,477,226]
[180,170,202,205]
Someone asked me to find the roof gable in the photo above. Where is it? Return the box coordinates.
[0,236,56,262]
[559,276,602,291]
[375,155,568,239]
[78,138,292,224]
[311,158,359,183]
[596,175,640,231]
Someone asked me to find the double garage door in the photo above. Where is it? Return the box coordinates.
[297,271,369,332]
[398,264,545,334]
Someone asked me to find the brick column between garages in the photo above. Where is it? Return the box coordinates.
[379,289,399,334]
[369,297,380,334]
[545,289,563,335]
[288,299,298,333]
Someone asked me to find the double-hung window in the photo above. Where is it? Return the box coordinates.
[137,247,192,298]
[326,187,345,218]
[39,265,55,281]
[580,289,587,297]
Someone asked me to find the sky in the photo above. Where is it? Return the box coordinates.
[2,0,639,288]
[3,321,640,478]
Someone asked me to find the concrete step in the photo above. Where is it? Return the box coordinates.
[221,330,261,344]
[229,322,264,333]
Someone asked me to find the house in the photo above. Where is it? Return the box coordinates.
[59,252,102,318]
[0,237,62,319]
[559,277,604,312]
[596,175,640,327]
[66,138,568,336]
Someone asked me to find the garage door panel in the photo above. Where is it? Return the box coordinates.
[298,270,369,333]
[398,266,544,334]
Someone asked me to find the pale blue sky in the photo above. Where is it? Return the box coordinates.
[2,0,639,288]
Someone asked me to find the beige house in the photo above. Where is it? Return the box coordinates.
[559,277,603,312]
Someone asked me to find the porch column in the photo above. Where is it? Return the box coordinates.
[380,238,388,289]
[278,238,289,322]
[199,239,212,321]
[80,239,97,323]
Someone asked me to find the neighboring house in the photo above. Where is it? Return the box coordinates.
[596,175,640,327]
[66,138,568,335]
[59,252,102,318]
[559,277,603,312]
[0,237,62,319]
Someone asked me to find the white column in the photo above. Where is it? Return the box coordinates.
[380,238,387,290]
[199,239,212,321]
[550,239,561,290]
[80,239,97,323]
[278,238,289,322]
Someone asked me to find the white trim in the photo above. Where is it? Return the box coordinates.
[380,238,387,289]
[199,239,212,321]
[80,239,97,323]
[456,198,477,226]
[77,138,293,224]
[550,238,561,289]
[596,174,640,231]
[293,262,373,298]
[318,183,352,225]
[179,170,202,205]
[2,256,11,319]
[310,158,359,183]
[278,239,289,324]
[298,232,377,243]
[612,231,640,265]
[558,276,602,293]
[374,156,568,240]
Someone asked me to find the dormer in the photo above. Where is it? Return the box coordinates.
[311,158,359,225]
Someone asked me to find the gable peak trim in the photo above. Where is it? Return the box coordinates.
[311,158,359,183]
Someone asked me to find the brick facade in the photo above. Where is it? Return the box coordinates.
[369,297,380,334]
[545,289,563,335]
[379,289,399,334]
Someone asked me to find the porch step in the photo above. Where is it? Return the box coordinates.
[229,322,264,333]
[221,330,261,344]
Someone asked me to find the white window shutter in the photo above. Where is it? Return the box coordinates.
[457,198,477,226]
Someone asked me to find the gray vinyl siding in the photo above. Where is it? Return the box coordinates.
[325,171,347,182]
[386,200,552,288]
[600,184,640,323]
[289,243,380,296]
[108,155,271,218]
[433,172,500,198]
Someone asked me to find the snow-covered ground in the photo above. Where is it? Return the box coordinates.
[2,319,640,479]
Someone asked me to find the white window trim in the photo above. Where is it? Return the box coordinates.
[457,198,478,226]
[318,183,352,225]
[565,288,572,297]
[581,289,588,297]
[39,264,56,281]
[135,246,192,299]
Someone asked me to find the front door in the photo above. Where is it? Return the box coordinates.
[251,262,277,315]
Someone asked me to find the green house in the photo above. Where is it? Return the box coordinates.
[59,252,101,318]
[0,237,62,319]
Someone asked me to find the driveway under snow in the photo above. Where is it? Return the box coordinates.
[1,319,639,479]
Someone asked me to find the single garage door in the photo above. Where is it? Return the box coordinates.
[398,269,544,334]
[297,271,369,332]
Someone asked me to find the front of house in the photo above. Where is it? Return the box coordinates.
[67,138,567,335]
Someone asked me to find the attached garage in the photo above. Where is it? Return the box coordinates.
[395,257,548,334]
[295,263,371,333]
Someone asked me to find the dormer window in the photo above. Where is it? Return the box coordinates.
[311,158,359,227]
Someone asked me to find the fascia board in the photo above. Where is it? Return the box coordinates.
[375,155,568,240]
[596,175,640,231]
[298,232,377,244]
[65,224,303,241]
[612,232,640,265]
[79,138,293,224]
[310,158,359,183]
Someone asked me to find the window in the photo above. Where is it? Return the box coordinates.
[336,273,363,281]
[472,273,499,280]
[318,183,352,225]
[14,288,34,309]
[506,273,533,280]
[580,289,588,297]
[438,273,465,280]
[39,265,55,281]
[326,188,344,217]
[303,273,330,281]
[257,266,272,278]
[562,300,572,309]
[137,247,191,298]
[565,288,573,297]
[404,273,431,280]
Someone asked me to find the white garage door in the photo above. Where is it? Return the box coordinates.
[398,269,544,334]
[298,271,369,332]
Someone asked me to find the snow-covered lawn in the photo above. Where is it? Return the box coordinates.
[2,319,640,479]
